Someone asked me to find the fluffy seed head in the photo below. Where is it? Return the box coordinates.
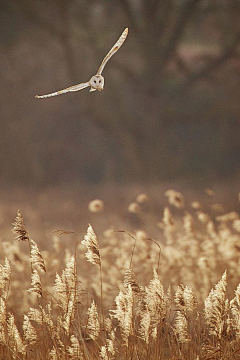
[88,199,104,213]
[12,210,30,242]
[87,300,100,340]
[136,193,149,203]
[81,225,101,266]
[165,189,185,208]
[128,202,141,214]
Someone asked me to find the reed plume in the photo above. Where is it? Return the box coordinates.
[68,335,83,359]
[87,300,100,340]
[0,258,11,300]
[204,271,228,339]
[81,225,101,266]
[22,314,37,345]
[27,269,43,297]
[29,239,46,272]
[174,311,189,343]
[12,210,30,242]
[110,285,133,346]
[7,313,26,358]
[175,284,197,313]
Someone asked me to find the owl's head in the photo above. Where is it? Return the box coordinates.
[89,75,104,91]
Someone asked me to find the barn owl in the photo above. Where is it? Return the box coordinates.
[35,28,128,99]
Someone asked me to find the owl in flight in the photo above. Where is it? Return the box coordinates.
[35,28,128,99]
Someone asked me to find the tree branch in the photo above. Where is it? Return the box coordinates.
[119,0,141,37]
[109,59,140,86]
[9,0,64,39]
[156,1,174,36]
[179,29,240,91]
[160,0,200,67]
[58,0,78,82]
[175,54,192,76]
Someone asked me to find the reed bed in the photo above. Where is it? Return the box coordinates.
[1,189,240,359]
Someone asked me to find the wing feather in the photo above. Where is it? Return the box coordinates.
[97,28,128,75]
[35,82,90,99]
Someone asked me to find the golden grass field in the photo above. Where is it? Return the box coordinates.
[1,185,240,359]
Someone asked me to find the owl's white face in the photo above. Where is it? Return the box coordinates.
[89,75,104,91]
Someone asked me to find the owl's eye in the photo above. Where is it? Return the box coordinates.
[94,80,96,83]
[99,80,101,83]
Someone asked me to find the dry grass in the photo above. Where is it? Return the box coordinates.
[1,188,240,359]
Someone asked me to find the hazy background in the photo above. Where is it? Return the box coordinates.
[1,1,240,204]
[1,3,240,345]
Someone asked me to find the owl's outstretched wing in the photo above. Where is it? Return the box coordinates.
[35,82,90,99]
[97,28,128,76]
